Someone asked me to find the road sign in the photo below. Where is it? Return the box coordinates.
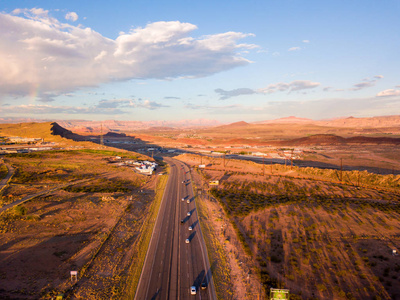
[270,288,290,300]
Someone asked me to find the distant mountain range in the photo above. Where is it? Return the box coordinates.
[1,115,400,133]
[0,118,221,132]
[254,115,400,128]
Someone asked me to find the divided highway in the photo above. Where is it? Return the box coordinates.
[135,157,215,300]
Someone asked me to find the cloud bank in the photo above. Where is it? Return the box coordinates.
[350,75,383,91]
[0,98,168,115]
[376,89,400,97]
[215,88,256,100]
[258,80,320,94]
[215,80,321,100]
[0,9,256,101]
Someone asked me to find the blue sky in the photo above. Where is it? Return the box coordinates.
[0,0,399,123]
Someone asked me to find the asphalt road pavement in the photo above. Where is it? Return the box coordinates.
[135,157,215,300]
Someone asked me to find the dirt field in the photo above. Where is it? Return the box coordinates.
[178,153,400,300]
[0,150,161,299]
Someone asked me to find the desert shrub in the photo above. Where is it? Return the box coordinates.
[77,149,138,159]
[231,221,252,256]
[0,163,8,180]
[14,205,27,216]
[63,178,133,193]
[26,214,41,221]
[270,255,281,263]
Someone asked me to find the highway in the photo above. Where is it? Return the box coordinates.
[135,157,215,300]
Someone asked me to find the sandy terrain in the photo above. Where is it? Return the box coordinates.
[0,150,159,299]
[177,153,400,300]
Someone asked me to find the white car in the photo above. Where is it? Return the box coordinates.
[182,198,185,201]
[187,212,191,216]
[185,238,190,244]
[190,286,196,295]
[188,226,193,231]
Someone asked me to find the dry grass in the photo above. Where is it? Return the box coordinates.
[0,122,65,142]
[194,183,234,299]
[177,153,400,300]
[0,150,156,299]
[0,163,7,180]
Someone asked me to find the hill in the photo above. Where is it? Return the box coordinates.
[0,122,67,143]
[316,115,400,128]
[0,122,133,150]
[255,116,314,124]
[277,134,400,146]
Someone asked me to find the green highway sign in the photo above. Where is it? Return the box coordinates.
[270,288,290,300]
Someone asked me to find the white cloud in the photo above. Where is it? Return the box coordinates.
[376,89,400,97]
[0,10,256,101]
[185,103,241,111]
[302,40,310,43]
[288,47,301,51]
[0,104,127,115]
[140,99,169,110]
[65,12,78,22]
[350,75,383,91]
[215,88,256,100]
[258,80,320,94]
[0,97,169,116]
[95,98,168,110]
[213,80,321,100]
[186,96,400,119]
[351,81,375,91]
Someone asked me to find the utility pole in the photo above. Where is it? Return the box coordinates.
[262,155,265,176]
[223,153,226,169]
[100,123,104,146]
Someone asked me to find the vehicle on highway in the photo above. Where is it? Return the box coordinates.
[187,199,190,203]
[201,282,207,290]
[186,238,190,244]
[190,286,196,295]
[187,212,191,216]
[188,226,193,230]
[182,197,185,201]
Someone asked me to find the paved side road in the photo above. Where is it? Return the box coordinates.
[0,177,94,213]
[0,162,14,193]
